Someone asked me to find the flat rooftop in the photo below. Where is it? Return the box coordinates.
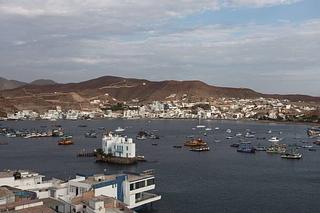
[0,170,41,179]
[78,172,154,185]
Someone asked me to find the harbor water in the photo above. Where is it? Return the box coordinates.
[0,119,319,213]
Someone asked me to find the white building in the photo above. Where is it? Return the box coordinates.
[65,171,161,210]
[102,133,136,158]
[1,169,161,211]
[0,170,64,199]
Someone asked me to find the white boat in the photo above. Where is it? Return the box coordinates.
[196,116,206,128]
[215,127,220,130]
[114,127,125,132]
[236,133,242,137]
[245,133,255,138]
[281,152,302,159]
[226,129,232,134]
[267,130,272,134]
[268,137,281,142]
[205,128,212,131]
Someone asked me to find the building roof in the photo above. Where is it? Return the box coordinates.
[14,206,55,213]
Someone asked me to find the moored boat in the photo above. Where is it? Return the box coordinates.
[307,127,320,137]
[184,138,207,147]
[190,146,210,152]
[281,150,302,159]
[268,137,281,142]
[58,137,74,145]
[237,142,255,153]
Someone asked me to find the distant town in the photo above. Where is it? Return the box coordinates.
[2,96,319,123]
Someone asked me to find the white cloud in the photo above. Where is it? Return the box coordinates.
[0,0,300,18]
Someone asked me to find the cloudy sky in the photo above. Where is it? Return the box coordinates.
[0,0,319,95]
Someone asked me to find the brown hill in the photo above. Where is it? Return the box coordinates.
[0,77,26,90]
[0,75,319,113]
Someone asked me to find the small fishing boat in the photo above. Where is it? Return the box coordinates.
[184,138,207,147]
[237,142,255,153]
[136,131,149,140]
[190,146,210,152]
[230,143,240,148]
[115,127,125,132]
[281,150,302,159]
[85,130,97,138]
[196,116,206,128]
[245,133,255,138]
[266,145,286,154]
[268,137,281,142]
[205,127,212,131]
[255,145,267,151]
[226,129,232,134]
[58,137,74,145]
[313,141,320,146]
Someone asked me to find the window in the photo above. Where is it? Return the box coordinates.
[147,178,155,186]
[135,193,141,200]
[135,181,146,189]
[126,146,128,151]
[130,183,135,191]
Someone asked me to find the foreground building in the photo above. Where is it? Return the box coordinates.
[0,169,161,212]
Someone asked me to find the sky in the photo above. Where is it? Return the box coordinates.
[0,0,319,95]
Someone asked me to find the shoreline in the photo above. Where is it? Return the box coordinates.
[0,117,318,127]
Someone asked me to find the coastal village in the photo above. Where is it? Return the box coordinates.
[1,97,319,123]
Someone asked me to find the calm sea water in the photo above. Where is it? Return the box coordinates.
[0,119,319,213]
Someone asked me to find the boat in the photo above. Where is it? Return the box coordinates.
[226,136,233,139]
[302,145,313,149]
[115,127,125,132]
[196,115,206,128]
[266,144,286,154]
[136,131,148,140]
[85,130,97,138]
[281,149,302,159]
[313,141,320,146]
[173,145,182,148]
[6,133,16,138]
[149,133,160,139]
[245,133,255,138]
[307,127,320,137]
[267,130,272,134]
[78,124,87,128]
[184,138,207,147]
[58,137,74,145]
[190,146,210,152]
[152,143,158,146]
[215,127,220,130]
[268,137,281,142]
[309,148,317,151]
[235,133,242,137]
[214,139,221,143]
[230,143,240,148]
[237,143,255,153]
[205,128,212,131]
[255,145,267,151]
[226,129,232,134]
